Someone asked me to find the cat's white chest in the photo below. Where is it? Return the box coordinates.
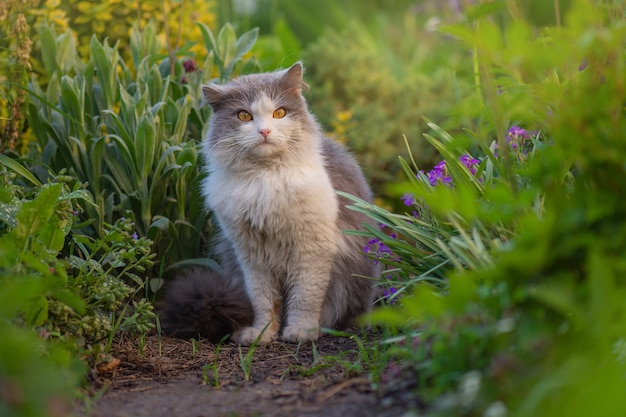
[204,164,337,232]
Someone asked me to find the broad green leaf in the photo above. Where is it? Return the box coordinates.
[147,216,170,240]
[172,96,191,144]
[89,137,106,194]
[202,50,216,83]
[148,64,163,103]
[135,114,157,180]
[217,23,237,70]
[176,142,196,166]
[37,216,67,253]
[38,22,60,76]
[90,35,117,109]
[119,87,137,129]
[235,27,259,60]
[197,22,218,57]
[60,76,85,134]
[13,184,62,248]
[103,112,134,153]
[102,142,135,195]
[57,29,80,73]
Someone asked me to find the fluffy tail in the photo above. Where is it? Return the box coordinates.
[158,268,253,343]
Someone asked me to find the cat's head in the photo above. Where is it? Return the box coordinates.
[202,62,319,167]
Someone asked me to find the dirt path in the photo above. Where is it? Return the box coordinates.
[76,331,418,417]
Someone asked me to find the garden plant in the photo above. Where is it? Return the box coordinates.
[1,0,625,416]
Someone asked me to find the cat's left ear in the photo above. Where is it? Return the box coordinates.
[281,62,309,93]
[202,84,226,111]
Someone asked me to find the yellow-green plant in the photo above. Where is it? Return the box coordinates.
[29,0,217,63]
[0,0,38,153]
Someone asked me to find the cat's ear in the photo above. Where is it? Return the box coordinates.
[202,84,226,110]
[281,62,309,93]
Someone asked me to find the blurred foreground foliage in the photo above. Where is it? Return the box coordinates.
[345,0,626,415]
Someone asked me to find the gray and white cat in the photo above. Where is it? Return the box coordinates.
[160,62,377,345]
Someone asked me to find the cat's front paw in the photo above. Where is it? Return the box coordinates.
[281,326,320,343]
[233,326,275,345]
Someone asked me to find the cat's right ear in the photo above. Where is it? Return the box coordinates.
[202,84,225,111]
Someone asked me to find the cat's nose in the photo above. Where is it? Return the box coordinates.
[259,128,271,139]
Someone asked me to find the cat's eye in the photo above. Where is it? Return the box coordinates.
[237,110,252,122]
[273,107,287,119]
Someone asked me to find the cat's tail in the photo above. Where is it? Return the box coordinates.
[158,268,253,343]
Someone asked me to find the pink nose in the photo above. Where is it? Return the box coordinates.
[259,128,271,139]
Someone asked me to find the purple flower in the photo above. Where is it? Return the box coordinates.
[426,160,453,186]
[401,193,415,206]
[507,125,530,140]
[363,238,393,265]
[131,232,139,240]
[460,154,480,175]
[382,287,398,304]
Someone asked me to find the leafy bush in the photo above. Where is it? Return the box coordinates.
[346,1,626,415]
[0,157,156,416]
[303,9,473,202]
[0,159,155,363]
[26,21,259,276]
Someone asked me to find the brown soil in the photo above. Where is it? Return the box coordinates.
[75,330,419,417]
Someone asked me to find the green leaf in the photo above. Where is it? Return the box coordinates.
[89,137,106,195]
[0,154,41,186]
[13,184,62,247]
[56,29,80,73]
[235,27,259,61]
[60,76,84,134]
[463,0,506,22]
[506,20,531,53]
[135,114,157,180]
[38,22,60,76]
[90,35,117,109]
[23,296,48,327]
[171,96,191,145]
[50,289,86,315]
[217,23,237,73]
[197,22,218,58]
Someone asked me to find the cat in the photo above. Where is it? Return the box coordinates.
[159,62,377,345]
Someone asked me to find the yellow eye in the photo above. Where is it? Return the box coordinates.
[273,107,286,119]
[237,110,252,122]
